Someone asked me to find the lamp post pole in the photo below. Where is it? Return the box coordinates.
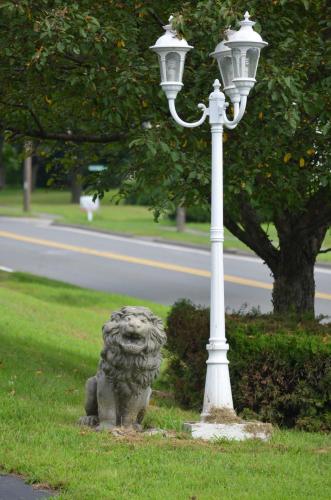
[168,78,247,418]
[203,82,233,416]
[151,12,267,424]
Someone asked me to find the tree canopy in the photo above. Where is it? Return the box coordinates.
[0,0,330,315]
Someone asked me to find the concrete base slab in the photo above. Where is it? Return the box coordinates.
[183,421,272,441]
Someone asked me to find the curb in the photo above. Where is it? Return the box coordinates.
[51,221,331,269]
[52,221,258,256]
[51,221,211,252]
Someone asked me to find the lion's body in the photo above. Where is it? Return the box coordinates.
[79,306,166,430]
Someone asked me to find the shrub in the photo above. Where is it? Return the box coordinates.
[168,205,211,223]
[166,300,331,431]
[124,190,155,206]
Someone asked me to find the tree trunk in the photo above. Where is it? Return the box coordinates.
[0,164,5,190]
[272,224,328,317]
[272,257,315,316]
[23,142,32,212]
[31,161,39,191]
[23,149,32,212]
[225,197,330,317]
[176,206,186,232]
[70,172,82,204]
[0,136,5,190]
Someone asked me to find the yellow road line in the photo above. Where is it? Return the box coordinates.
[315,291,331,301]
[0,229,330,301]
[0,229,210,277]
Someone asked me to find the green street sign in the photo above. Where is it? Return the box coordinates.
[88,164,107,172]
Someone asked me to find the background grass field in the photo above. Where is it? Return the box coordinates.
[1,188,330,262]
[0,271,330,499]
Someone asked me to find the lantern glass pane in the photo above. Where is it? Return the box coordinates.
[247,48,259,78]
[232,49,241,78]
[158,55,166,82]
[166,52,181,82]
[219,55,234,88]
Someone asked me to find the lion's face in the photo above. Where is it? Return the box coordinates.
[102,306,166,357]
[118,313,150,354]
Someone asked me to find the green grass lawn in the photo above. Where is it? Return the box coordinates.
[0,188,330,262]
[0,271,330,499]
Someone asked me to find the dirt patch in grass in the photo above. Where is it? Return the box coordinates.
[313,447,331,454]
[80,426,227,450]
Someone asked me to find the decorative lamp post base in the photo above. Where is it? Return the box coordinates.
[184,406,272,441]
[183,420,273,442]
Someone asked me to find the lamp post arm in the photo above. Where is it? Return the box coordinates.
[168,99,209,128]
[223,96,247,130]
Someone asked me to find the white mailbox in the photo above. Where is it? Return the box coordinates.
[80,195,100,222]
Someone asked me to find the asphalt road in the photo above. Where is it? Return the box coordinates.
[0,474,54,500]
[0,217,330,318]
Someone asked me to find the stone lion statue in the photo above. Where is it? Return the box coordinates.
[79,306,166,430]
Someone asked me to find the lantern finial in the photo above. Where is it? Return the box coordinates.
[162,15,176,36]
[241,11,255,27]
[213,79,221,91]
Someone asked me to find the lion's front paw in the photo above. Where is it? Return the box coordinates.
[132,423,143,432]
[96,421,116,432]
[78,415,99,427]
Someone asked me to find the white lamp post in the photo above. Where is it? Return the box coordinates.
[151,12,269,439]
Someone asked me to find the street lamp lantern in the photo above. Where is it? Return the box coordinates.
[210,30,239,103]
[150,16,193,100]
[151,12,269,440]
[224,11,268,96]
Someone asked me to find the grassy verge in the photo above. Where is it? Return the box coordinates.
[0,188,211,246]
[2,188,330,263]
[0,271,330,499]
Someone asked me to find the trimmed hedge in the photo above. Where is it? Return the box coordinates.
[166,300,331,431]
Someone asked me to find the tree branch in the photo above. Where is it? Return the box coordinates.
[299,187,331,234]
[319,247,331,254]
[62,53,91,67]
[0,101,45,134]
[27,108,45,134]
[5,127,125,144]
[147,8,165,27]
[1,100,127,143]
[224,197,279,273]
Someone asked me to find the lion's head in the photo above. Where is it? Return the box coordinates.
[100,307,166,392]
[102,306,166,356]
